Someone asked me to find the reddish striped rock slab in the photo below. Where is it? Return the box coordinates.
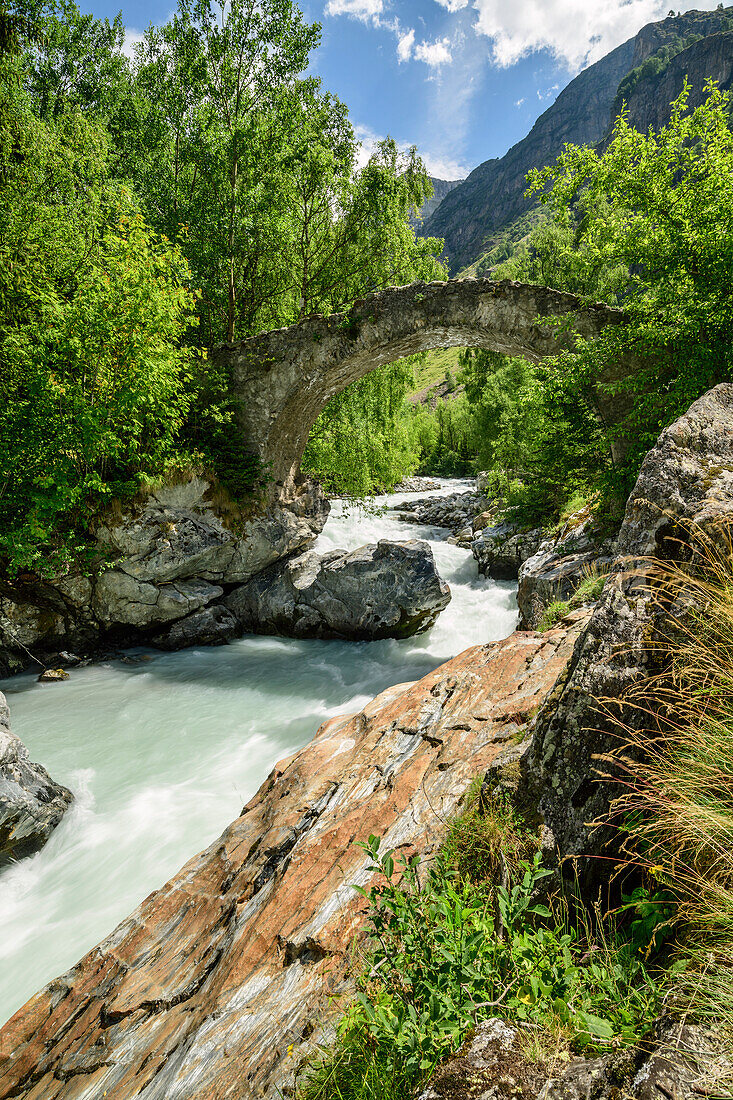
[0,617,586,1100]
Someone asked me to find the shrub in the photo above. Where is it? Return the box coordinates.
[299,834,661,1100]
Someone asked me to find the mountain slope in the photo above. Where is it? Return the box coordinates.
[424,7,733,273]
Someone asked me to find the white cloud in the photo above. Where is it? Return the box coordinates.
[421,152,469,179]
[122,27,145,59]
[397,27,415,62]
[433,0,470,9]
[324,0,383,21]
[414,36,452,66]
[515,97,525,107]
[354,123,469,178]
[471,0,723,71]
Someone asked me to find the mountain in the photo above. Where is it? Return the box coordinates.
[409,176,463,231]
[421,176,463,221]
[423,7,733,273]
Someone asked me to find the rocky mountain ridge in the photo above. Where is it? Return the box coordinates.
[423,7,733,273]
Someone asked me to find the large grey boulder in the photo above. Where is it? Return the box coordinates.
[0,692,73,868]
[225,539,451,640]
[521,383,733,864]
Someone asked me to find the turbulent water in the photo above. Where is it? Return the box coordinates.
[0,480,516,1025]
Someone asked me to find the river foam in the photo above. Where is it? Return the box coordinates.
[0,480,516,1024]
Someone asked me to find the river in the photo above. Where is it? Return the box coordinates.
[0,480,517,1025]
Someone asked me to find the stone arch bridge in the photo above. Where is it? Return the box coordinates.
[214,278,630,495]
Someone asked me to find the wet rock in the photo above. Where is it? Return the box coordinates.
[37,668,69,683]
[472,522,544,580]
[393,490,490,536]
[394,477,442,493]
[0,617,586,1098]
[152,605,239,650]
[0,692,73,868]
[225,539,451,640]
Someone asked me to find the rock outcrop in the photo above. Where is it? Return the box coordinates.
[522,383,733,864]
[0,618,586,1099]
[0,477,329,675]
[517,512,617,629]
[419,1017,727,1100]
[0,692,72,868]
[225,540,451,640]
[471,507,617,624]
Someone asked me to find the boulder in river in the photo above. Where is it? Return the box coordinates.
[0,692,73,868]
[472,521,544,580]
[225,539,451,640]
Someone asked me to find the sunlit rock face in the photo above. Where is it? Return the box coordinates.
[225,539,451,640]
[523,383,733,866]
[0,692,72,868]
[217,278,631,492]
[0,616,585,1099]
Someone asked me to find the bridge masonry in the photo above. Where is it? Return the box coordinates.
[214,277,630,495]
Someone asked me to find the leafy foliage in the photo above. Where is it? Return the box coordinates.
[300,836,661,1100]
[0,64,195,574]
[522,82,733,495]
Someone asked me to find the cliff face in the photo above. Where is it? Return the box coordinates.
[622,31,733,135]
[424,7,733,273]
[417,177,463,225]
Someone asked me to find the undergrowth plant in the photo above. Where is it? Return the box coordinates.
[299,803,661,1100]
[539,564,610,631]
[612,525,733,1046]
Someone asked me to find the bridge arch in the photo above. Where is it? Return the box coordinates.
[214,277,629,495]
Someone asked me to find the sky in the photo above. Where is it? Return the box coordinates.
[111,0,726,180]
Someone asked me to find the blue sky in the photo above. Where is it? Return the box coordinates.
[109,0,725,179]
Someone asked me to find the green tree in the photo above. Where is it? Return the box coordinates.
[522,81,733,490]
[129,0,320,343]
[11,0,131,120]
[0,62,195,575]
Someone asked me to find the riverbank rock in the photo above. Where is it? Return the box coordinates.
[0,617,586,1099]
[472,521,544,580]
[152,605,239,650]
[0,692,73,869]
[521,383,733,866]
[517,511,617,629]
[393,476,442,493]
[393,490,490,542]
[418,1017,727,1100]
[225,539,451,640]
[0,477,329,676]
